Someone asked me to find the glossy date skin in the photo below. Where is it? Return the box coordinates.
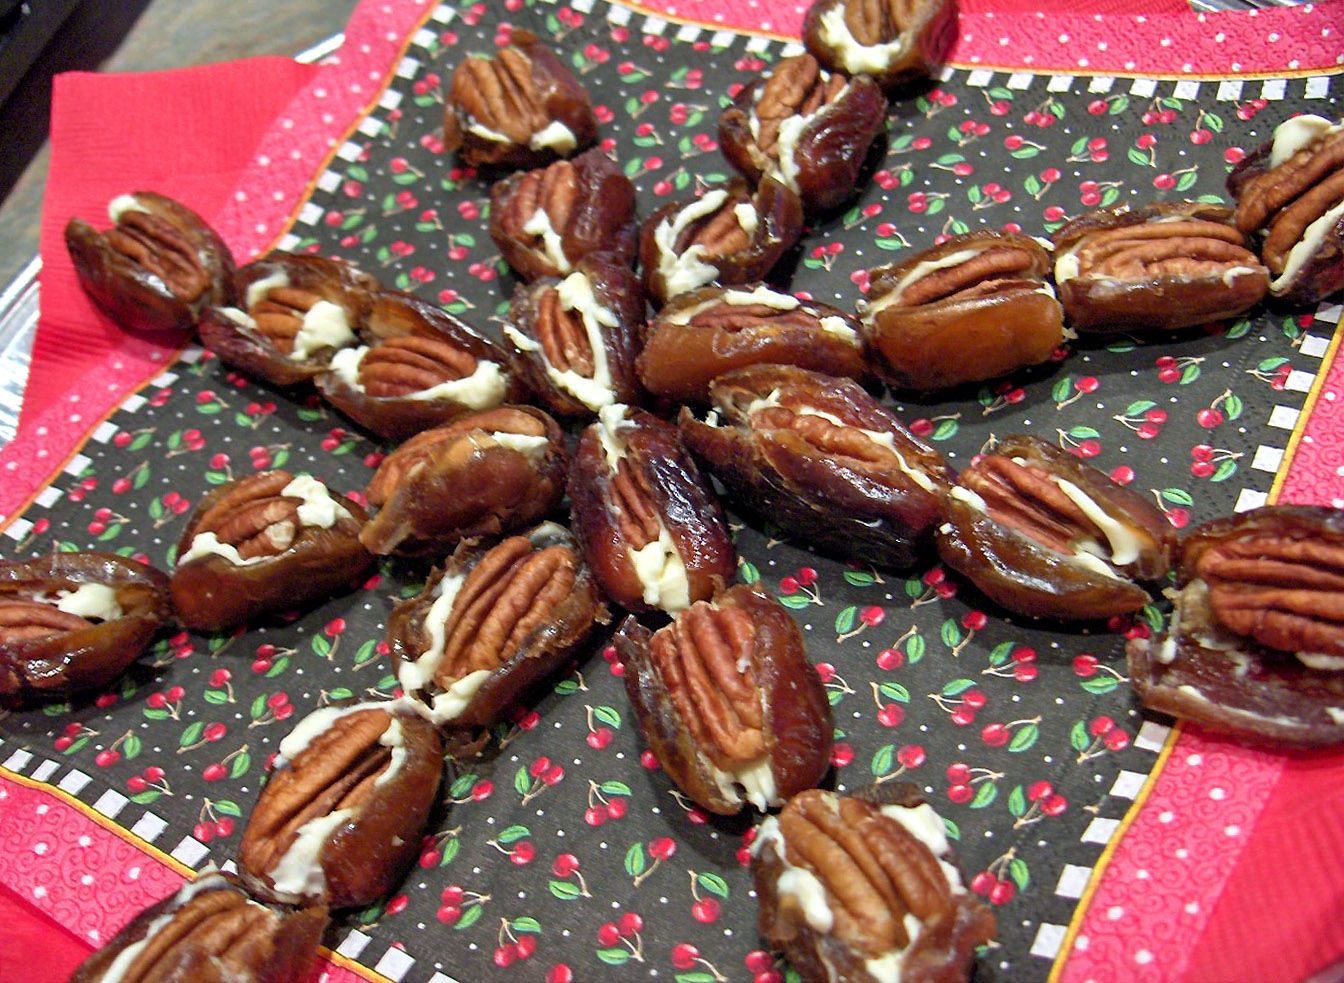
[386,523,605,728]
[679,364,953,568]
[614,584,832,815]
[802,0,957,92]
[316,288,526,441]
[360,406,569,556]
[70,869,326,983]
[638,283,869,404]
[501,254,646,417]
[937,435,1174,621]
[718,54,888,214]
[568,405,736,613]
[1052,202,1268,333]
[638,177,804,307]
[199,252,379,388]
[1129,506,1344,746]
[861,231,1064,391]
[66,191,235,335]
[0,552,171,707]
[171,471,373,631]
[489,148,639,282]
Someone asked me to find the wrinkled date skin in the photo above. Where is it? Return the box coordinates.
[444,29,598,169]
[501,254,646,416]
[568,406,736,613]
[65,191,235,335]
[240,702,442,907]
[316,288,526,441]
[386,523,605,728]
[361,405,569,556]
[171,470,372,631]
[861,231,1064,391]
[1129,506,1344,747]
[752,783,996,983]
[198,252,379,388]
[489,148,638,281]
[802,0,957,91]
[614,584,832,814]
[638,283,869,404]
[0,552,171,707]
[680,364,953,568]
[937,435,1174,621]
[1053,202,1269,333]
[1228,114,1344,306]
[70,869,326,983]
[719,54,888,215]
[639,177,804,307]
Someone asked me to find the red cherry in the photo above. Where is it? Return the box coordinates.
[494,945,516,968]
[981,723,1009,747]
[989,880,1016,905]
[1197,408,1224,428]
[962,610,987,632]
[692,898,721,923]
[95,749,121,768]
[896,745,925,769]
[472,779,493,801]
[547,965,574,983]
[587,728,613,749]
[1027,780,1053,802]
[204,723,227,742]
[127,776,148,793]
[215,817,235,837]
[830,743,854,768]
[672,943,700,969]
[947,783,974,804]
[510,841,536,865]
[515,936,537,960]
[950,707,977,727]
[143,766,165,782]
[877,704,904,728]
[584,807,607,827]
[597,923,621,947]
[54,736,74,752]
[1191,461,1215,478]
[970,871,996,896]
[606,798,628,820]
[252,658,273,674]
[553,853,581,877]
[1042,794,1069,816]
[1089,715,1116,736]
[617,912,643,935]
[441,885,465,905]
[437,905,461,925]
[1110,465,1135,485]
[1072,654,1098,677]
[859,605,885,626]
[529,756,552,778]
[1076,439,1102,458]
[209,669,231,687]
[193,822,215,843]
[640,750,659,769]
[202,763,227,782]
[649,837,677,860]
[419,849,441,868]
[876,648,903,671]
[1103,729,1131,751]
[946,762,971,783]
[1014,665,1038,683]
[962,689,987,710]
[146,692,167,709]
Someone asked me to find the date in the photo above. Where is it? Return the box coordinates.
[802,0,956,91]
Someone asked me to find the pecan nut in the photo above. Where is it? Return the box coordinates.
[502,255,646,417]
[937,434,1174,620]
[569,405,735,613]
[70,868,326,983]
[0,552,170,707]
[802,0,956,90]
[862,231,1065,390]
[444,30,598,169]
[199,252,379,388]
[1228,114,1344,306]
[679,364,954,568]
[752,785,996,983]
[614,584,832,814]
[316,288,524,441]
[171,470,372,630]
[639,177,804,307]
[1129,506,1344,747]
[490,147,638,281]
[387,522,604,727]
[639,283,869,403]
[65,191,235,334]
[1052,202,1269,332]
[240,702,442,907]
[719,54,887,214]
[360,405,569,556]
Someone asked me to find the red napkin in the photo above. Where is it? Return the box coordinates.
[26,57,321,432]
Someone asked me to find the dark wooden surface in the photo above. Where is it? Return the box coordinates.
[0,0,360,291]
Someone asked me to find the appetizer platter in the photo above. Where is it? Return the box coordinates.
[2,0,1342,981]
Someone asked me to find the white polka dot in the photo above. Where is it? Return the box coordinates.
[1209,787,1226,801]
[1107,906,1124,920]
[256,155,270,166]
[36,804,48,815]
[127,867,140,880]
[1185,901,1200,914]
[81,875,94,885]
[1225,825,1241,836]
[1076,935,1089,951]
[33,842,47,855]
[1186,753,1202,765]
[1175,848,1188,859]
[1136,869,1149,879]
[77,836,90,847]
[32,886,46,899]
[1136,950,1153,965]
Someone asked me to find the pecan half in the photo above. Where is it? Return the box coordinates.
[1052,202,1268,332]
[502,255,646,417]
[720,55,887,214]
[241,702,442,907]
[937,434,1174,620]
[444,30,597,169]
[862,231,1063,390]
[0,552,171,707]
[802,0,956,90]
[361,406,569,556]
[639,283,868,403]
[614,584,832,814]
[569,405,735,613]
[490,148,638,281]
[639,177,804,307]
[1129,506,1344,747]
[70,869,326,983]
[1228,114,1344,306]
[316,288,523,442]
[388,523,604,727]
[680,364,953,568]
[198,252,379,388]
[171,470,371,630]
[753,785,995,983]
[65,191,235,334]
